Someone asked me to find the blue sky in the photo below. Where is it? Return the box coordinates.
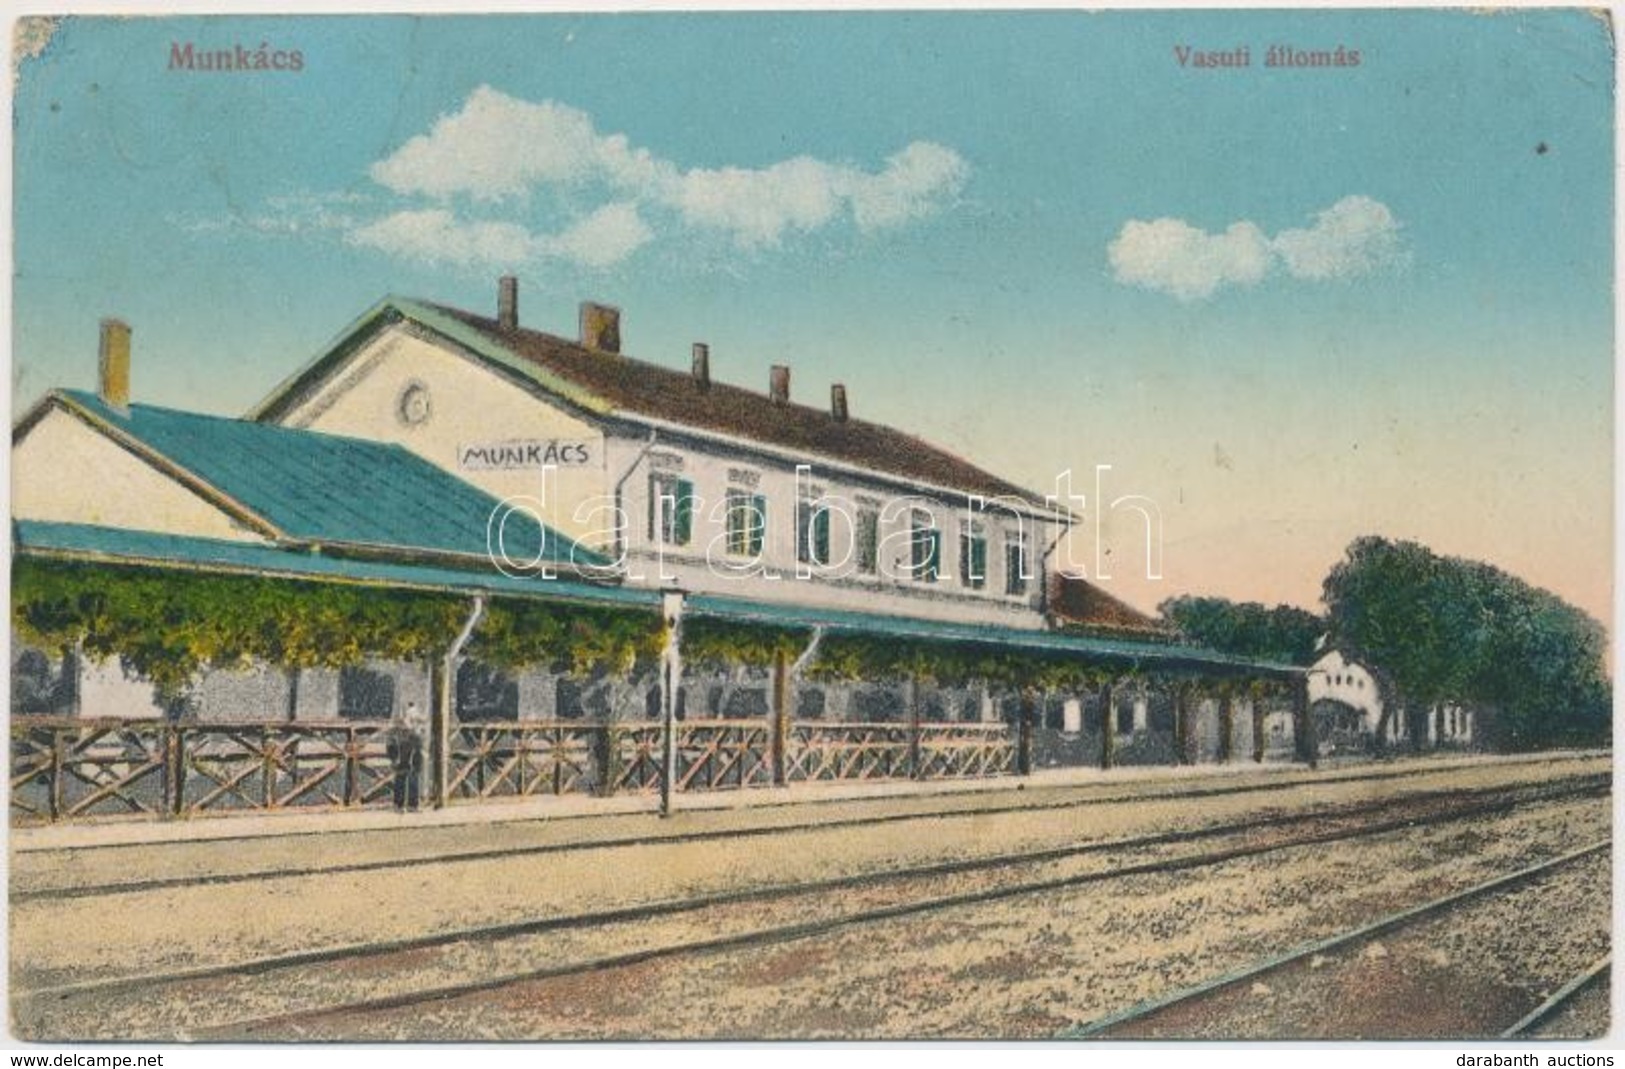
[12,10,1614,622]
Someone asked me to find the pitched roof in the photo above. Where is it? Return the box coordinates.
[28,390,603,571]
[252,297,1062,513]
[1045,572,1172,640]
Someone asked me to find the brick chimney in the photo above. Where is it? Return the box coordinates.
[98,318,131,410]
[497,275,519,331]
[579,301,621,354]
[769,365,790,405]
[691,343,710,390]
[831,383,849,423]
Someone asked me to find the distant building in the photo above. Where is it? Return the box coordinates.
[1308,648,1475,753]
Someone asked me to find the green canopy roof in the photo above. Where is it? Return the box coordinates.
[685,592,1303,677]
[13,520,654,610]
[14,522,1297,678]
[51,389,602,569]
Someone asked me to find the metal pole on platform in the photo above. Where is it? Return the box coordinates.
[771,649,790,786]
[1100,682,1116,771]
[1294,675,1317,770]
[1017,688,1034,776]
[659,591,685,817]
[906,676,922,779]
[774,628,821,788]
[1171,685,1187,765]
[433,596,486,810]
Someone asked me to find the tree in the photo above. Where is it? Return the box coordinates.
[1322,536,1608,752]
[1157,595,1323,666]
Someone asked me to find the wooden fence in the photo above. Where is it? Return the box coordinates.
[11,716,1016,825]
[9,719,398,823]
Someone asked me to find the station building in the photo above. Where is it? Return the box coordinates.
[9,280,1317,822]
[248,279,1070,630]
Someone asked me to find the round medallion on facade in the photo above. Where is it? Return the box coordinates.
[397,382,432,426]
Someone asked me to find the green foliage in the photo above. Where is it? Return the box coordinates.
[1323,536,1610,750]
[13,559,467,702]
[13,558,1311,719]
[680,617,809,669]
[12,559,667,703]
[807,633,1116,692]
[467,598,664,677]
[1157,595,1323,666]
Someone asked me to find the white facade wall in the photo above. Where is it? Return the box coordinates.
[14,407,269,543]
[273,325,612,548]
[76,657,166,719]
[1232,697,1257,761]
[263,323,1065,627]
[1261,708,1297,759]
[1192,697,1223,762]
[1308,649,1384,733]
[1433,703,1473,744]
[607,432,1058,626]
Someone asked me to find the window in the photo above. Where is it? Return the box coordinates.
[649,473,694,547]
[797,498,832,567]
[455,661,518,721]
[959,522,988,589]
[910,509,941,582]
[855,508,880,575]
[339,666,395,720]
[1005,532,1029,596]
[726,489,767,557]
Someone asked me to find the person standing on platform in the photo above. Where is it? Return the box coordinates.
[387,700,427,812]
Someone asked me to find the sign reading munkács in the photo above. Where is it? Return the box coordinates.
[459,439,593,470]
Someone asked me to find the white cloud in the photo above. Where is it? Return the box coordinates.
[673,157,845,248]
[361,85,967,262]
[346,203,653,272]
[1108,218,1272,302]
[849,141,970,231]
[172,190,366,238]
[1271,195,1404,280]
[347,209,536,268]
[1108,195,1405,301]
[537,201,653,269]
[370,89,616,201]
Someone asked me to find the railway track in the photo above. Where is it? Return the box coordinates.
[1502,957,1611,1038]
[1064,842,1610,1040]
[11,752,1606,903]
[13,770,1607,1040]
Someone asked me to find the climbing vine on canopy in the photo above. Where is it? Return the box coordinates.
[12,559,468,702]
[11,558,667,702]
[14,560,1283,715]
[807,632,1120,692]
[679,618,810,669]
[466,598,664,677]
